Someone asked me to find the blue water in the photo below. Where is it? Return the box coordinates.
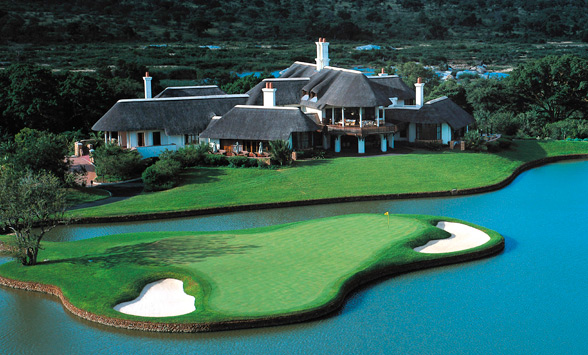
[1,160,587,354]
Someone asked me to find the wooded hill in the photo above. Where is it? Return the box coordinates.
[3,0,588,45]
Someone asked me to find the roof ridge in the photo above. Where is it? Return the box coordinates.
[163,85,220,89]
[118,94,249,103]
[262,77,310,82]
[234,105,300,111]
[425,96,449,104]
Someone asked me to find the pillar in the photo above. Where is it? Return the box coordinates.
[334,135,341,153]
[358,137,365,154]
[441,123,451,144]
[388,134,395,149]
[408,123,416,143]
[380,134,387,152]
[323,134,329,149]
[288,135,293,149]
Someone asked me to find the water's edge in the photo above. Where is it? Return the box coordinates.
[70,154,588,224]
[0,237,504,333]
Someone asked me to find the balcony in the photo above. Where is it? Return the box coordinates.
[326,120,396,137]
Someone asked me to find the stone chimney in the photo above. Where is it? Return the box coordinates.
[262,82,276,107]
[315,37,330,71]
[143,72,152,99]
[415,77,425,107]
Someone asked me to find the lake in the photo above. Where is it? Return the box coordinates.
[1,160,587,354]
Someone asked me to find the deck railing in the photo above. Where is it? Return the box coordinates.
[326,123,396,136]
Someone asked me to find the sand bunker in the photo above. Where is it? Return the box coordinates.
[114,278,195,317]
[414,221,491,253]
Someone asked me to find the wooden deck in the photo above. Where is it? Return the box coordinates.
[326,123,396,137]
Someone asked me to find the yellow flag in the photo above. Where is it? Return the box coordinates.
[384,212,389,216]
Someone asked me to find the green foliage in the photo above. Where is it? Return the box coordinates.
[161,143,212,168]
[396,62,440,90]
[0,169,66,265]
[227,156,257,168]
[221,73,272,94]
[544,119,588,140]
[508,55,588,122]
[92,144,144,182]
[268,140,293,166]
[0,128,71,182]
[204,154,229,167]
[142,158,182,192]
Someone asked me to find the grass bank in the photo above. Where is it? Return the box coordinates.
[0,214,504,331]
[69,140,588,219]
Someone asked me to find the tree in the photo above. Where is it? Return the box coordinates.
[508,55,588,122]
[0,169,66,266]
[0,128,71,182]
[396,62,440,90]
[3,63,60,134]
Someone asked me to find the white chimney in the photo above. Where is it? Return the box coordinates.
[262,82,276,107]
[315,37,330,71]
[415,77,425,107]
[143,72,152,99]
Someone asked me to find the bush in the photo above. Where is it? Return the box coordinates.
[545,119,588,140]
[142,158,182,192]
[204,154,229,166]
[463,130,485,151]
[228,156,251,168]
[91,144,144,181]
[497,136,513,149]
[268,140,292,166]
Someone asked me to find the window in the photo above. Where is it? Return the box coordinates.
[185,134,198,145]
[152,131,161,146]
[137,132,145,147]
[436,124,441,140]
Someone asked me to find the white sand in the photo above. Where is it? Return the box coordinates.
[414,221,491,253]
[113,278,196,317]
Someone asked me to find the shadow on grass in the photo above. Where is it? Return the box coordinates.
[179,167,227,187]
[495,139,547,163]
[43,235,259,268]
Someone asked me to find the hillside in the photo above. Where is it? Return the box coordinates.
[2,0,587,45]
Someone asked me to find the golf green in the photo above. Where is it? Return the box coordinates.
[0,214,504,331]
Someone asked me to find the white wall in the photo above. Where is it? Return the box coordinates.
[441,123,452,144]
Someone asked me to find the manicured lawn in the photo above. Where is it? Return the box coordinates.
[0,214,503,324]
[69,140,588,218]
[65,187,110,207]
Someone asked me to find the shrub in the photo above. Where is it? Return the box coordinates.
[228,156,250,168]
[177,143,212,167]
[204,154,229,166]
[92,144,143,181]
[268,140,292,166]
[142,158,182,192]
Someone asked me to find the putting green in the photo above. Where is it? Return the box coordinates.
[0,214,503,330]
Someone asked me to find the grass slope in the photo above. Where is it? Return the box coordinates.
[0,214,503,325]
[70,140,588,218]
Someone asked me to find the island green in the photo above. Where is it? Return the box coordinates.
[0,214,503,329]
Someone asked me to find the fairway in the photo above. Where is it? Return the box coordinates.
[68,140,588,219]
[0,214,504,331]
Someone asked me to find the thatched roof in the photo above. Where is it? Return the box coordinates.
[368,76,415,101]
[300,68,395,109]
[386,97,475,130]
[199,105,321,141]
[246,78,309,106]
[92,95,249,135]
[154,85,226,98]
[279,62,318,78]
